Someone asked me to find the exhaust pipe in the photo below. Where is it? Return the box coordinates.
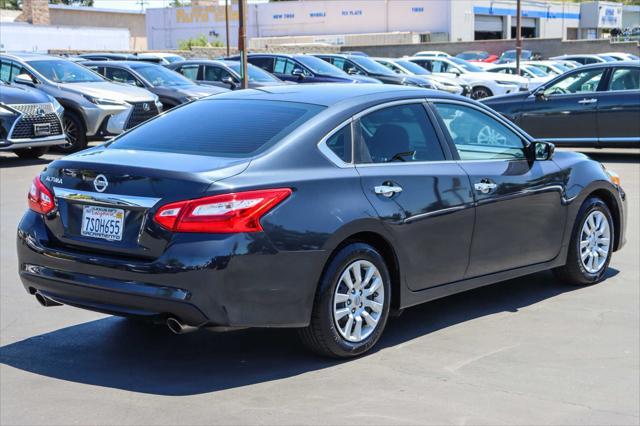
[35,292,62,307]
[166,317,198,334]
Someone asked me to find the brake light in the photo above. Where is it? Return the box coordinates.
[28,176,55,214]
[154,188,292,233]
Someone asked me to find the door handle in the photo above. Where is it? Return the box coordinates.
[474,180,497,194]
[578,98,598,104]
[374,185,403,198]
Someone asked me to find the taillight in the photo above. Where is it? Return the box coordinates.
[28,176,55,215]
[154,188,292,233]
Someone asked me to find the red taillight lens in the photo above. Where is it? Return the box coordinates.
[154,188,292,233]
[28,176,55,214]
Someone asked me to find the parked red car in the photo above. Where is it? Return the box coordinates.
[456,51,498,63]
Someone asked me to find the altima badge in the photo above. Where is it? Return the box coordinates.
[93,174,109,193]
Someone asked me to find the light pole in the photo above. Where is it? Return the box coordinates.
[515,0,522,76]
[225,0,230,57]
[238,0,248,89]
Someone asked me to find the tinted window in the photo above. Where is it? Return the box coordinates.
[105,67,144,87]
[608,68,640,91]
[356,103,445,164]
[544,68,605,95]
[274,58,299,75]
[132,64,192,87]
[248,57,274,72]
[204,65,233,82]
[434,103,526,160]
[0,60,11,82]
[109,100,325,158]
[227,63,278,82]
[325,124,352,163]
[177,64,199,80]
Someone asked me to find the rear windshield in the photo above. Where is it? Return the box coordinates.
[108,100,324,157]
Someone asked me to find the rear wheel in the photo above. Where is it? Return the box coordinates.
[471,86,493,100]
[554,197,614,285]
[57,111,87,154]
[14,146,49,159]
[298,243,391,358]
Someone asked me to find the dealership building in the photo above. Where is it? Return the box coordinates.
[146,0,628,50]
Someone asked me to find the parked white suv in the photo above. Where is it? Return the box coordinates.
[406,56,528,99]
[486,63,553,90]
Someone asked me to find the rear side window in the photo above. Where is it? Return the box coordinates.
[109,100,325,158]
[325,124,352,163]
[248,57,274,72]
[177,64,199,80]
[608,68,640,91]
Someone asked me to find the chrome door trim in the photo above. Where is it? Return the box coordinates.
[53,187,161,209]
[404,205,469,224]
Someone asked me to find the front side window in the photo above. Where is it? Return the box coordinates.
[431,60,450,73]
[105,68,144,87]
[544,68,605,96]
[274,58,297,75]
[0,60,11,82]
[356,103,445,164]
[204,65,233,82]
[109,100,325,158]
[177,64,199,80]
[133,64,192,87]
[434,103,526,161]
[608,68,640,91]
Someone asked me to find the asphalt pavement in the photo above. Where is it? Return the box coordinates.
[1,148,638,425]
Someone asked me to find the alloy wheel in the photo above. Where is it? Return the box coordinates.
[63,116,78,149]
[333,260,385,343]
[580,210,611,274]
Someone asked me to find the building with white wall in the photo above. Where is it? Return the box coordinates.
[146,0,621,50]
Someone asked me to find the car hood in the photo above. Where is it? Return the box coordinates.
[349,75,383,84]
[426,74,463,87]
[60,81,156,102]
[0,83,51,104]
[156,84,229,98]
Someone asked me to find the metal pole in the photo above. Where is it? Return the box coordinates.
[238,0,248,89]
[515,0,522,76]
[225,0,230,57]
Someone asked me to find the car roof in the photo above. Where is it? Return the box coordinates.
[174,59,239,66]
[2,52,59,62]
[573,61,640,69]
[208,83,458,107]
[82,60,153,67]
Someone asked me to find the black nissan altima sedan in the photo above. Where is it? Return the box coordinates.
[17,84,627,358]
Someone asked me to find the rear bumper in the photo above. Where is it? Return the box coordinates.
[17,210,324,328]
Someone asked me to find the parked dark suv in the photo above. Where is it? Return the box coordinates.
[229,53,383,85]
[483,61,640,147]
[167,59,288,90]
[83,61,228,109]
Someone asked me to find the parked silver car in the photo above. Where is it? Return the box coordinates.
[0,52,162,152]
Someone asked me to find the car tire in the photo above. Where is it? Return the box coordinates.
[14,146,49,159]
[471,86,493,100]
[554,197,614,285]
[298,242,391,358]
[57,111,87,153]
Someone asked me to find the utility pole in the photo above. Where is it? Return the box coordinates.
[225,0,230,57]
[238,0,248,89]
[515,0,522,76]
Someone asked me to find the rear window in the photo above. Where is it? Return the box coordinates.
[108,100,325,157]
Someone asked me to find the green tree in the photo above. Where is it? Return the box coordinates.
[178,34,223,50]
[0,0,21,10]
[49,0,95,6]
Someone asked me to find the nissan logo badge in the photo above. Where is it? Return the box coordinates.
[93,174,109,193]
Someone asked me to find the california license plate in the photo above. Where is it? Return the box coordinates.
[81,206,124,241]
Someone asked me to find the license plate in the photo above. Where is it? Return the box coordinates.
[34,123,51,136]
[81,206,124,241]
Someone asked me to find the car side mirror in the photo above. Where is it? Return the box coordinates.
[533,141,555,161]
[221,75,237,88]
[291,68,305,79]
[346,67,358,75]
[534,89,547,100]
[450,69,461,76]
[14,74,36,87]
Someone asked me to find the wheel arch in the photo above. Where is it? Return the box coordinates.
[586,188,622,252]
[326,231,402,310]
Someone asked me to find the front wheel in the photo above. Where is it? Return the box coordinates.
[554,197,614,285]
[471,86,493,100]
[298,243,391,358]
[57,111,87,154]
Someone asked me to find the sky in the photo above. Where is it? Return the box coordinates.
[93,0,173,11]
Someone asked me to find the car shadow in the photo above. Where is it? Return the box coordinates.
[0,155,54,169]
[0,268,618,396]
